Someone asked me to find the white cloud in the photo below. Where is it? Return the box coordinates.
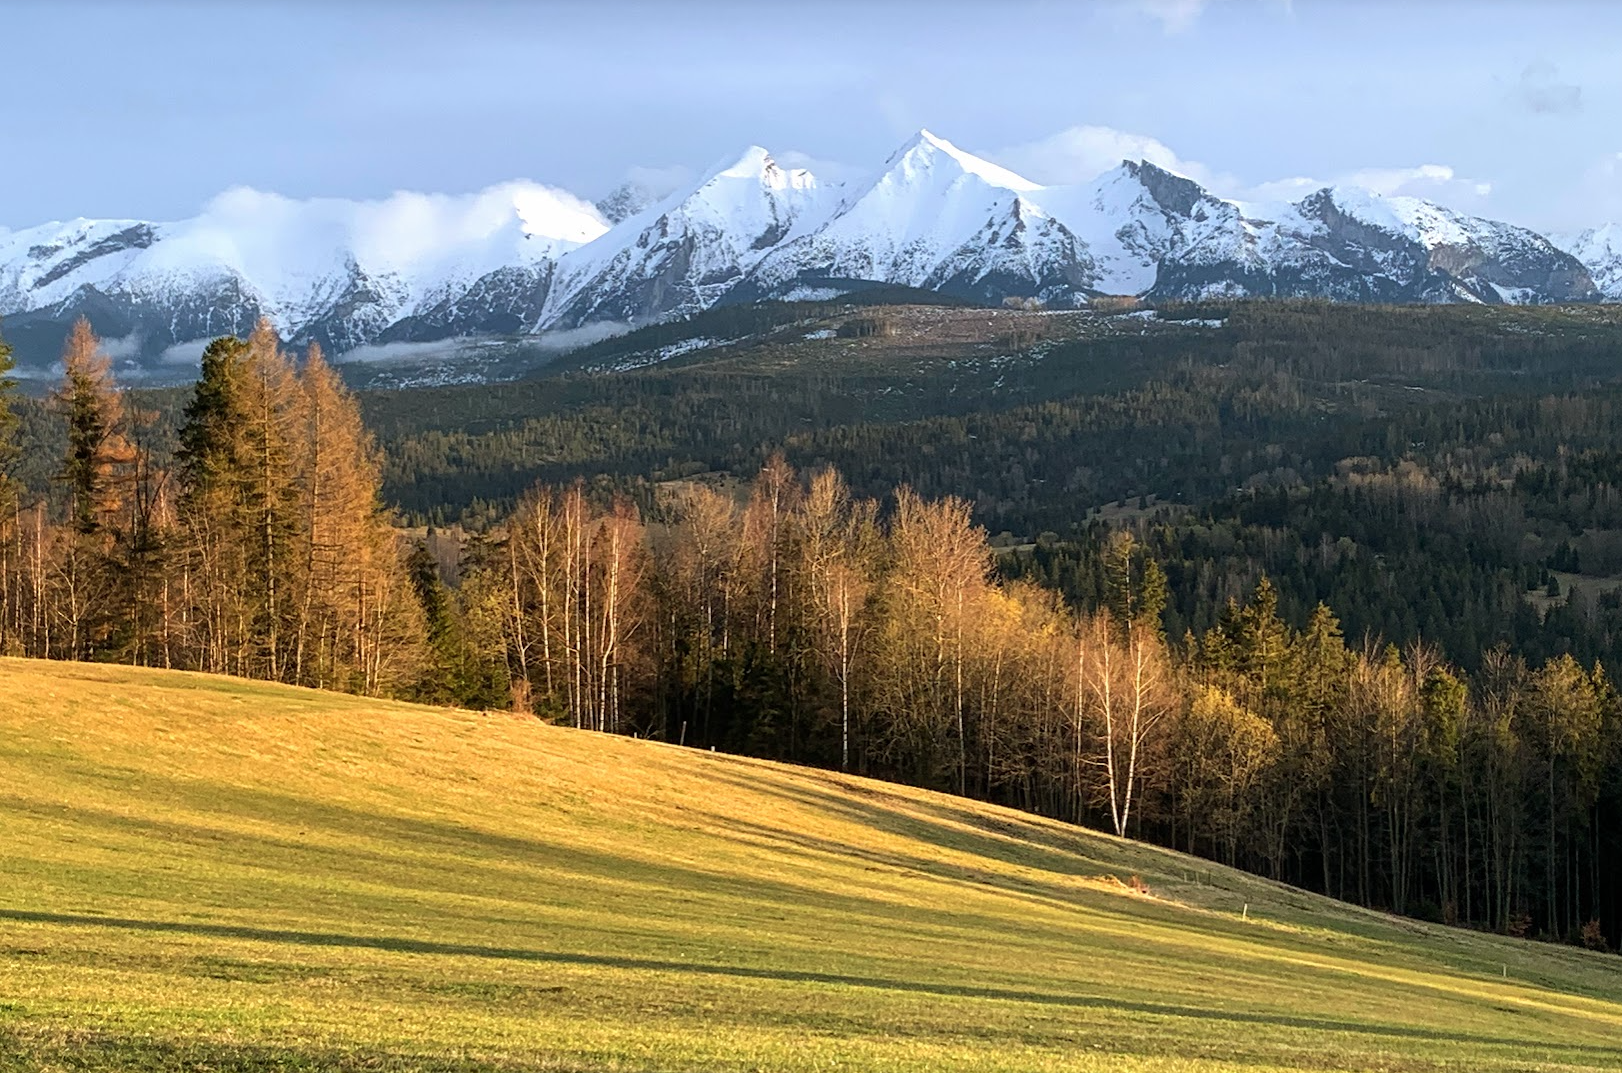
[334,323,634,365]
[1242,164,1493,213]
[1347,165,1473,197]
[534,321,631,352]
[774,149,866,187]
[988,124,1226,187]
[617,164,692,200]
[1121,0,1294,33]
[98,332,144,362]
[1131,0,1209,33]
[159,339,210,366]
[992,122,1494,218]
[337,340,461,365]
[173,181,608,280]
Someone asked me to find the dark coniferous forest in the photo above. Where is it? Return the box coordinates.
[3,300,1622,956]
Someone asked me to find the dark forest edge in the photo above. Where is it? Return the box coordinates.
[1,309,1620,958]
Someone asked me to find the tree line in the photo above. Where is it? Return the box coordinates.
[0,319,424,690]
[1,316,1619,954]
[348,299,1622,531]
[439,459,1620,951]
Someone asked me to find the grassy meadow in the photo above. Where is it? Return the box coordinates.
[1,657,1620,1071]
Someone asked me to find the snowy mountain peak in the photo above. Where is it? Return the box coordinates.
[1116,160,1216,219]
[533,145,829,330]
[667,147,822,232]
[0,129,1613,378]
[1301,184,1478,248]
[880,130,1041,194]
[1565,223,1622,251]
[1557,224,1622,298]
[695,146,818,198]
[596,182,659,225]
[702,146,812,189]
[735,132,1074,305]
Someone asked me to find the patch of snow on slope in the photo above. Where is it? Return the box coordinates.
[779,285,848,301]
[1557,224,1622,298]
[598,335,746,372]
[0,218,155,312]
[1321,186,1475,247]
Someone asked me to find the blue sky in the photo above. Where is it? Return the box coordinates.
[4,0,1621,232]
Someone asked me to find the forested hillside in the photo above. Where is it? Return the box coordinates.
[4,300,1622,957]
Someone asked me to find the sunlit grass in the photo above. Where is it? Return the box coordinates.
[2,656,1619,1071]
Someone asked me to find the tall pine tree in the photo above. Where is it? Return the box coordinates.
[177,335,253,673]
[54,319,133,537]
[293,341,423,692]
[50,319,135,658]
[240,320,302,679]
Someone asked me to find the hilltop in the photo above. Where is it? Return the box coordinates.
[1,658,1620,1071]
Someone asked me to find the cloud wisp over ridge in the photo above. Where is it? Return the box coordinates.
[983,125,1498,220]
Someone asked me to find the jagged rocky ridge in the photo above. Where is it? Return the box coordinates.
[0,130,1612,373]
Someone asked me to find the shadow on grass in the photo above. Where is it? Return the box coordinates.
[0,1026,517,1073]
[0,787,1011,940]
[696,767,1224,922]
[688,767,1622,991]
[694,808,1177,934]
[3,908,1617,1058]
[698,765,1133,876]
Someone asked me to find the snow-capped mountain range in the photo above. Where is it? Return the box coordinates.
[2,130,1618,374]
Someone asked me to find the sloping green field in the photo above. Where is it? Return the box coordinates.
[1,658,1619,1072]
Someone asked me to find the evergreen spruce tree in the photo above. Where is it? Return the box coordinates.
[53,319,134,537]
[178,337,251,493]
[407,539,500,707]
[177,335,253,671]
[49,319,135,658]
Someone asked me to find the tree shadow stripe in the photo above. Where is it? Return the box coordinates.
[3,908,1613,1056]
